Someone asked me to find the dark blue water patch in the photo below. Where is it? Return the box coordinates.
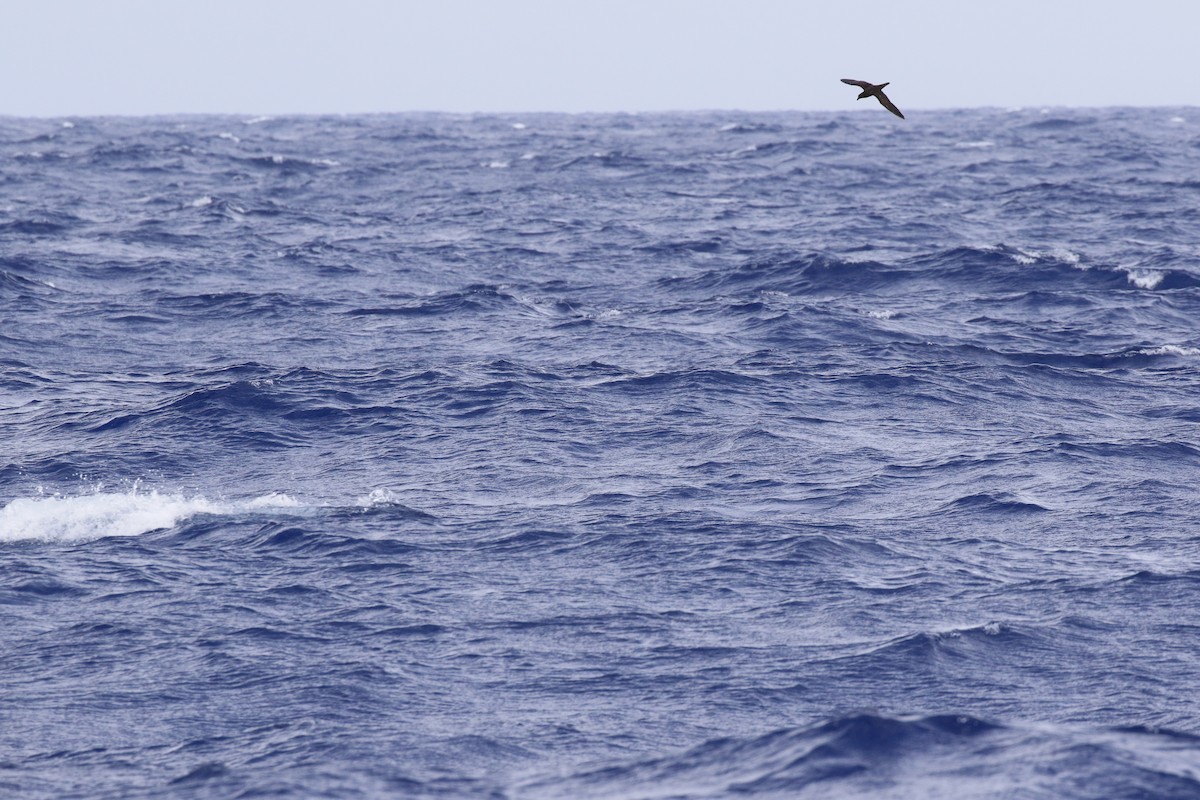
[526,714,1200,798]
[523,714,1000,796]
[4,578,90,601]
[598,367,766,395]
[904,245,1132,291]
[1018,115,1100,132]
[153,290,332,318]
[0,213,84,237]
[661,253,909,297]
[0,257,66,292]
[164,381,292,419]
[345,285,521,318]
[944,492,1051,515]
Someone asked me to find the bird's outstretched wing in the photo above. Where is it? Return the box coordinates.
[841,78,871,89]
[875,91,905,119]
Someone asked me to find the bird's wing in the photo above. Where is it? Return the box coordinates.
[841,78,870,88]
[876,91,905,119]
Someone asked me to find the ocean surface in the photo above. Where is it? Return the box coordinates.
[3,107,1200,798]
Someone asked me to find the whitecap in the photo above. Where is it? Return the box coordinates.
[955,140,995,149]
[190,196,214,208]
[244,116,273,125]
[1052,249,1082,266]
[61,121,75,129]
[511,122,527,130]
[0,490,303,543]
[1132,345,1200,357]
[217,132,241,143]
[486,161,509,169]
[356,488,403,508]
[239,492,303,510]
[0,492,217,543]
[1125,269,1165,290]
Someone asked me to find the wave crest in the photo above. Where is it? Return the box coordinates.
[0,490,301,543]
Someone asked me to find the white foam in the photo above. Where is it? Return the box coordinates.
[217,132,241,143]
[190,196,214,208]
[1052,248,1082,266]
[862,308,898,320]
[485,160,509,169]
[511,122,527,130]
[956,140,995,149]
[61,121,75,129]
[239,492,303,510]
[1125,269,1165,289]
[987,244,1040,265]
[1133,345,1200,357]
[356,488,402,508]
[0,491,302,544]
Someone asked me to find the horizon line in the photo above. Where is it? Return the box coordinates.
[2,103,1196,120]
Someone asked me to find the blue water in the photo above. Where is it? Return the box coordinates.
[3,108,1200,798]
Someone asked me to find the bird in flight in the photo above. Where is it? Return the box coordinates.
[841,79,905,119]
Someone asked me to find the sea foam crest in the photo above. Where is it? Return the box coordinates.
[356,487,403,508]
[1133,344,1200,357]
[1124,269,1165,290]
[0,491,301,543]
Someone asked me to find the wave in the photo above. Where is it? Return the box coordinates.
[0,490,304,543]
[0,485,441,544]
[345,284,522,318]
[661,245,1200,301]
[7,110,1200,798]
[943,492,1051,515]
[0,213,85,236]
[523,713,1200,799]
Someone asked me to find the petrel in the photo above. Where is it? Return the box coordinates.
[841,79,905,119]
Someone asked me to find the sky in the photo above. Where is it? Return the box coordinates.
[3,0,1197,116]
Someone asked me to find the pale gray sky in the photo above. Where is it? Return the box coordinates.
[3,0,1196,116]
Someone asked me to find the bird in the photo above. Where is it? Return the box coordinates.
[841,79,905,119]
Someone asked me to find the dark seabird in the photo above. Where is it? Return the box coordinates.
[841,79,905,119]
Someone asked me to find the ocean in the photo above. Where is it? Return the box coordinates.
[2,108,1200,798]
